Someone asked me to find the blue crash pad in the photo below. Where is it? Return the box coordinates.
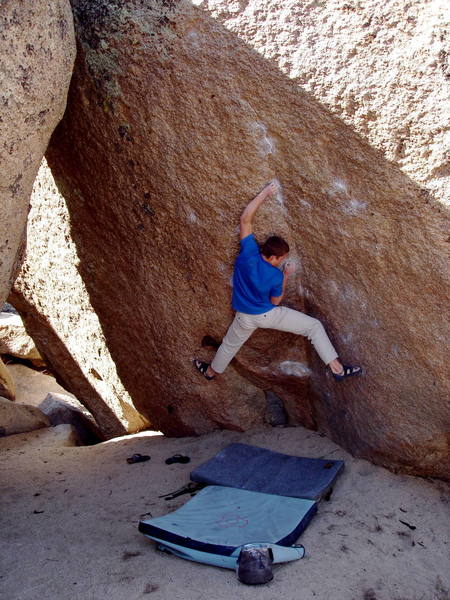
[139,485,316,569]
[190,443,344,501]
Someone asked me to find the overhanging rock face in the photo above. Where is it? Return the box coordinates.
[13,0,449,477]
[12,161,267,437]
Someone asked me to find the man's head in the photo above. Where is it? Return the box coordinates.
[260,236,290,266]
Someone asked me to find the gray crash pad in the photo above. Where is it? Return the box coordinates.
[190,443,344,501]
[139,485,316,569]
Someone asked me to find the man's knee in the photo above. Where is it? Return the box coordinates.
[221,332,248,352]
[308,318,325,337]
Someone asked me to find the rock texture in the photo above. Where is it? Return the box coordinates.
[0,311,44,366]
[11,163,152,439]
[202,0,450,204]
[0,357,15,401]
[0,396,50,436]
[0,0,76,305]
[12,0,449,477]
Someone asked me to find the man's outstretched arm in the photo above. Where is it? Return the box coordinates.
[240,180,278,239]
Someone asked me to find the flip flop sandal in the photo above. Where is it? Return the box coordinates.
[193,359,215,380]
[127,453,151,464]
[165,454,191,465]
[333,365,363,381]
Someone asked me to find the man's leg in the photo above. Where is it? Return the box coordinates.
[262,306,340,367]
[210,313,257,375]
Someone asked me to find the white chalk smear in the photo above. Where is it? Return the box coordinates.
[283,256,300,273]
[329,178,367,216]
[338,227,351,238]
[275,185,285,207]
[299,197,312,208]
[249,121,275,156]
[340,332,353,345]
[341,283,359,303]
[327,280,367,311]
[343,198,367,216]
[390,345,400,356]
[186,29,200,49]
[303,287,315,301]
[278,361,312,378]
[327,279,339,296]
[219,262,233,287]
[331,178,348,194]
[187,210,199,224]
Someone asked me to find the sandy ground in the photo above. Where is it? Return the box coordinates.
[1,424,449,600]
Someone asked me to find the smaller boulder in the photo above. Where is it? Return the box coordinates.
[0,357,15,400]
[40,392,102,444]
[1,303,17,314]
[0,312,44,367]
[0,424,81,450]
[7,363,73,406]
[0,396,50,436]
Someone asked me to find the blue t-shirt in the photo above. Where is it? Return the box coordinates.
[232,234,284,314]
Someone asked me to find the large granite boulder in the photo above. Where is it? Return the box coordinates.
[0,0,76,305]
[12,0,449,477]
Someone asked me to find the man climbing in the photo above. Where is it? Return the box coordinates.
[194,180,362,382]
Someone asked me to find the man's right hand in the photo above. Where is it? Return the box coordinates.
[263,180,279,197]
[284,262,296,276]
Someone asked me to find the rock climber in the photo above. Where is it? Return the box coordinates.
[194,180,362,382]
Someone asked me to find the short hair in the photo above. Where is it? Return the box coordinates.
[260,236,290,258]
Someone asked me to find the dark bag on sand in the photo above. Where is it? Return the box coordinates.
[237,544,274,585]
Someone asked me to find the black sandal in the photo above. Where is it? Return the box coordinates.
[333,365,363,381]
[165,454,191,465]
[193,359,215,380]
[126,453,150,464]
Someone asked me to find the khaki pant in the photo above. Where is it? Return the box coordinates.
[211,306,338,374]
